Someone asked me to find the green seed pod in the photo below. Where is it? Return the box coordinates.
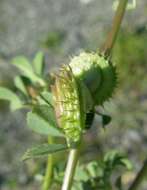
[69,52,117,105]
[52,52,117,144]
[52,65,86,145]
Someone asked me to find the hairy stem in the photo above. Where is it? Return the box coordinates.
[42,137,54,190]
[101,0,128,57]
[61,145,80,190]
[128,159,147,190]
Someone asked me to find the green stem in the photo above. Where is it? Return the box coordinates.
[128,159,147,190]
[100,0,128,57]
[42,137,54,190]
[61,145,81,190]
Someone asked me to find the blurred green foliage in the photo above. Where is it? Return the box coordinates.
[102,29,147,133]
[113,30,147,91]
[42,31,65,50]
[50,150,132,190]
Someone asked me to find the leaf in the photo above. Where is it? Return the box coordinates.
[0,87,23,110]
[12,56,44,85]
[12,56,33,76]
[14,76,28,96]
[86,161,99,178]
[120,158,133,170]
[36,96,48,106]
[39,91,53,106]
[27,111,64,137]
[104,150,133,170]
[74,167,89,182]
[104,150,121,164]
[22,143,68,161]
[33,105,56,126]
[33,51,45,76]
[72,182,83,190]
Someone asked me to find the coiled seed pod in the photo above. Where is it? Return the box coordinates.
[52,52,117,144]
[69,52,117,105]
[52,65,86,145]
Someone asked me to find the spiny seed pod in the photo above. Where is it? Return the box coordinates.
[52,65,86,145]
[52,52,117,144]
[69,52,117,105]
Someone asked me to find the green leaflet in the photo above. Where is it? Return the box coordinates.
[33,51,45,76]
[12,56,45,86]
[104,150,133,170]
[12,56,35,80]
[14,76,28,96]
[22,143,68,161]
[33,104,57,127]
[0,87,23,111]
[27,108,64,137]
[119,158,133,170]
[39,91,54,107]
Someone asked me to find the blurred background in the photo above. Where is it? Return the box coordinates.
[0,0,147,189]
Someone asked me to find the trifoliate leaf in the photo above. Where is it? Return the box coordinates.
[0,87,23,110]
[22,143,68,161]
